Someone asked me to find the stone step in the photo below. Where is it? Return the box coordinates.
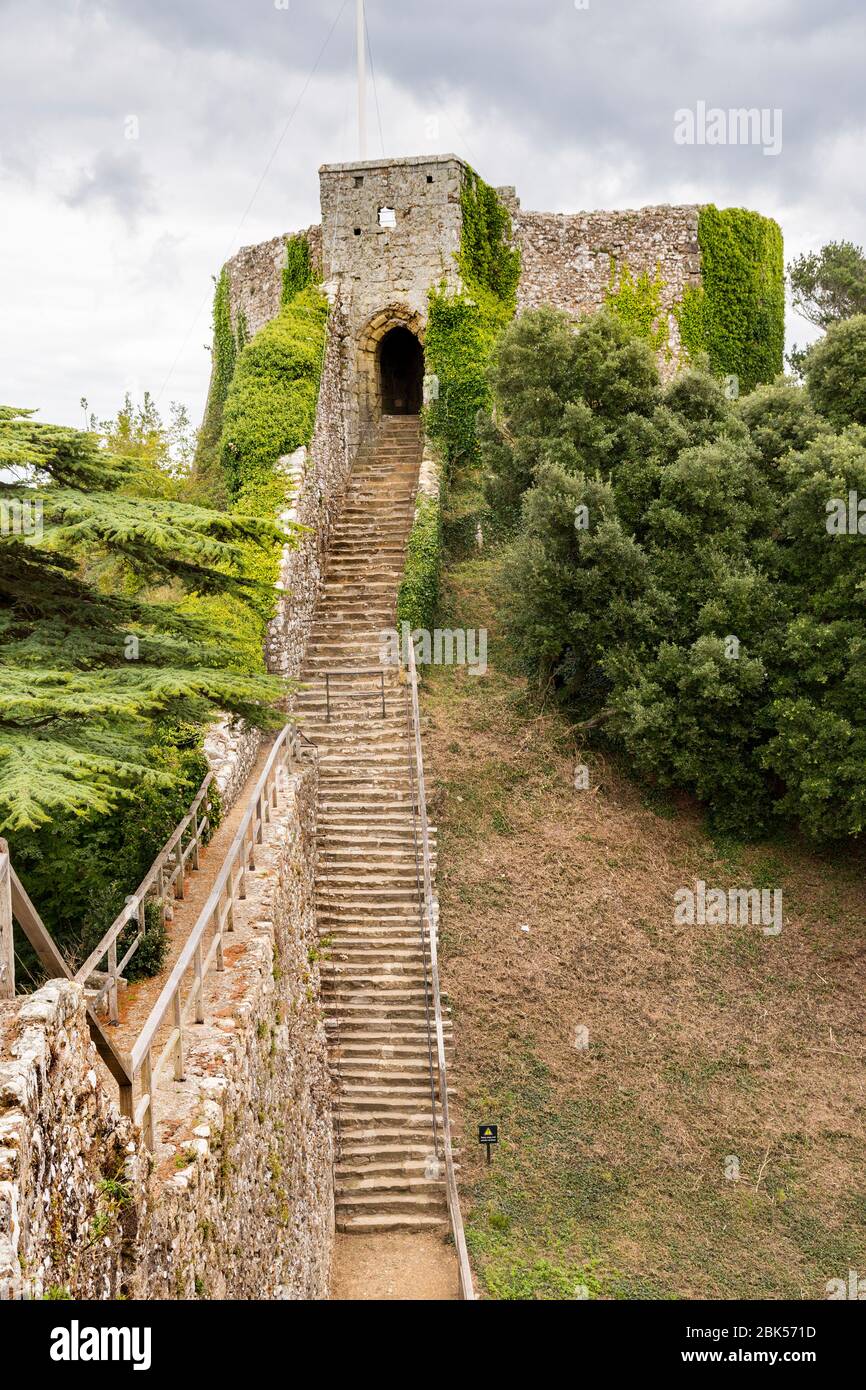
[334,1213,447,1234]
[336,1157,454,1179]
[335,1192,446,1217]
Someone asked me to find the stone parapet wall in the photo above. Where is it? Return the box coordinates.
[204,720,263,813]
[514,203,701,378]
[224,223,323,342]
[0,759,333,1301]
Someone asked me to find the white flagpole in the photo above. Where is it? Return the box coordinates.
[356,0,367,160]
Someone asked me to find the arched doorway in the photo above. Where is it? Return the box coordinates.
[378,326,424,414]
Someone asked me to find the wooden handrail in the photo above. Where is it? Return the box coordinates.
[0,843,135,1110]
[404,642,475,1301]
[73,771,214,1020]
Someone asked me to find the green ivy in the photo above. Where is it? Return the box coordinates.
[396,492,442,634]
[183,284,329,652]
[675,205,784,392]
[220,283,328,504]
[426,169,520,473]
[194,268,240,501]
[457,168,521,308]
[282,233,312,305]
[605,259,670,358]
[414,170,521,626]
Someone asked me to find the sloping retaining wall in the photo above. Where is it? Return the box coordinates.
[0,762,333,1301]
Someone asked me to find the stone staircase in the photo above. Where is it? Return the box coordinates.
[294,415,452,1236]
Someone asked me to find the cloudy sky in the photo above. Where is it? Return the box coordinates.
[2,0,864,431]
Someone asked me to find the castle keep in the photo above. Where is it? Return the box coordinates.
[224,152,705,445]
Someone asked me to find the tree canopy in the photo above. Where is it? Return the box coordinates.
[481,310,866,840]
[0,406,286,832]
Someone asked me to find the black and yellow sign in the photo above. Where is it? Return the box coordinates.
[478,1124,498,1145]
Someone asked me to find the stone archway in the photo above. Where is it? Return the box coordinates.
[356,306,425,426]
[379,327,424,414]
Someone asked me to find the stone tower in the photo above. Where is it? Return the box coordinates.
[319,154,468,443]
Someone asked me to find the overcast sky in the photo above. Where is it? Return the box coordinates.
[2,0,864,432]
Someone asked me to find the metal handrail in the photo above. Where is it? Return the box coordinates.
[73,771,214,1021]
[403,642,475,1301]
[403,675,441,1161]
[322,667,387,722]
[128,726,296,1150]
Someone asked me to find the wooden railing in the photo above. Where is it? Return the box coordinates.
[127,727,298,1150]
[0,836,136,1113]
[404,642,476,1301]
[73,772,214,1023]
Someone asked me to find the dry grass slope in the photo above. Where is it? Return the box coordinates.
[423,555,866,1300]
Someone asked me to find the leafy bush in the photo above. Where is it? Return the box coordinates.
[397,492,442,634]
[803,314,866,429]
[220,284,328,505]
[481,306,866,840]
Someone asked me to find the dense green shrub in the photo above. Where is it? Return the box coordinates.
[220,284,328,506]
[396,492,442,634]
[484,309,660,531]
[803,314,866,429]
[481,306,866,840]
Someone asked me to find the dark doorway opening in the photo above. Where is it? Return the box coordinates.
[378,326,424,414]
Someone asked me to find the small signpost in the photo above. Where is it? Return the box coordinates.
[478,1123,498,1165]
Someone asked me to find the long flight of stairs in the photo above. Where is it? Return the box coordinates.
[294,415,452,1236]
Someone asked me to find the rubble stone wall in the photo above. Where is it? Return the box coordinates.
[0,760,333,1301]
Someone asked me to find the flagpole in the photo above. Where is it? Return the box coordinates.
[356,0,367,160]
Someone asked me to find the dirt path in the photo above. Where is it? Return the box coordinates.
[110,743,273,1071]
[330,1232,458,1300]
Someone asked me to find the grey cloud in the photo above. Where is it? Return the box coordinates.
[63,148,156,223]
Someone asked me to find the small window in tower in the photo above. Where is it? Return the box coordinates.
[378,206,397,229]
[353,227,361,236]
[354,175,364,187]
[426,174,434,184]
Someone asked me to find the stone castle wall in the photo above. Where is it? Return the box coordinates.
[225,223,323,342]
[514,203,701,377]
[0,760,334,1302]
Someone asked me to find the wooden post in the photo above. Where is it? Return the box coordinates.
[0,842,14,1000]
[142,1049,155,1152]
[107,936,119,1025]
[194,943,204,1023]
[174,840,185,900]
[173,991,185,1081]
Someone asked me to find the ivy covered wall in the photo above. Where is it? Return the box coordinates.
[186,235,328,651]
[676,204,784,392]
[401,171,521,625]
